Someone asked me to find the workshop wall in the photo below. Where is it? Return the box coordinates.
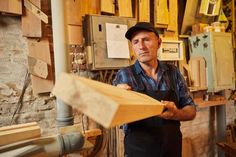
[0,15,56,136]
[0,1,236,157]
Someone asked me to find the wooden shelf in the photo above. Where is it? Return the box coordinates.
[195,99,228,108]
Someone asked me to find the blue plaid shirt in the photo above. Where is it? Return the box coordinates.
[113,60,195,108]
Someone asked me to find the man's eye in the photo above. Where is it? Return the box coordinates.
[132,41,138,44]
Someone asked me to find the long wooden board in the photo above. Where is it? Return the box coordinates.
[52,72,164,128]
[0,122,41,146]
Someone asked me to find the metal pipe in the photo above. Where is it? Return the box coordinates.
[0,132,85,157]
[51,0,73,127]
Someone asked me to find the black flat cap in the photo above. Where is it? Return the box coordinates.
[125,22,159,40]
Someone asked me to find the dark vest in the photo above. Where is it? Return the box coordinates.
[124,64,182,157]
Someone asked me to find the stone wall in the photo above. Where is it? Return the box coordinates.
[0,15,56,136]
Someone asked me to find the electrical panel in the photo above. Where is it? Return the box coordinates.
[83,15,136,70]
[189,32,235,92]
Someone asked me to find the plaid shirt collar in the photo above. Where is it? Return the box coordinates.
[133,60,170,76]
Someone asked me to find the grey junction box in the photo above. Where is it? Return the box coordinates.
[83,15,136,70]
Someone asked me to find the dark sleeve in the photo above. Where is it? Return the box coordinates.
[176,68,196,108]
[112,68,131,86]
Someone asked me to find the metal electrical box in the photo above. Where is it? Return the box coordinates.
[188,32,235,92]
[83,15,136,70]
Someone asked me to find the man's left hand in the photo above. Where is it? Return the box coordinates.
[159,101,178,120]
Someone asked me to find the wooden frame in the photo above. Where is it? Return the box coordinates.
[158,40,183,61]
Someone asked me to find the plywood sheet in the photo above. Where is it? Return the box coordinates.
[52,73,164,128]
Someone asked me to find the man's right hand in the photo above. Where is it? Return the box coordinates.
[116,84,132,90]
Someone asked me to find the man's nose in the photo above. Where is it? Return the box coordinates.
[138,41,145,49]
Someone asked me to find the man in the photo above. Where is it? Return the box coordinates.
[113,22,196,157]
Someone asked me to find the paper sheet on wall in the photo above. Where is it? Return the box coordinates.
[105,23,130,58]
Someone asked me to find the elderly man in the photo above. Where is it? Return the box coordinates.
[113,22,196,157]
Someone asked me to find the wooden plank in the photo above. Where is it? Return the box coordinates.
[154,0,169,26]
[86,0,100,15]
[0,122,38,132]
[180,0,199,35]
[27,38,54,95]
[167,0,178,32]
[65,0,82,25]
[24,0,48,23]
[22,0,42,37]
[52,73,164,128]
[59,124,82,135]
[65,0,100,25]
[117,0,133,17]
[0,0,22,15]
[28,56,48,79]
[199,57,207,88]
[189,58,200,87]
[0,123,41,146]
[139,0,150,22]
[195,99,228,108]
[84,129,102,138]
[100,0,115,14]
[182,138,193,157]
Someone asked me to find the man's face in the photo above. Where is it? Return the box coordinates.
[130,30,161,64]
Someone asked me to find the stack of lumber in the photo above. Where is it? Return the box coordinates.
[52,72,164,128]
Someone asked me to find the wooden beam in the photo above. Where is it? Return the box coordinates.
[0,122,41,146]
[52,73,164,128]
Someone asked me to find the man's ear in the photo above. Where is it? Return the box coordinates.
[157,37,162,49]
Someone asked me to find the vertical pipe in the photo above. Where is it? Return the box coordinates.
[51,0,73,127]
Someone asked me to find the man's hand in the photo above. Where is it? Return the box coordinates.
[159,101,178,120]
[116,84,132,90]
[159,101,196,121]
